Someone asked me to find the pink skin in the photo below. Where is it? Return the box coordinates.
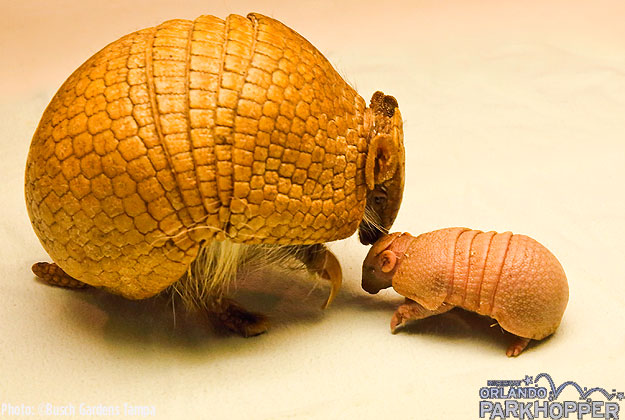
[362,229,568,357]
[389,300,529,357]
[390,299,454,333]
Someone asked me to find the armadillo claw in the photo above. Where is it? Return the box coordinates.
[31,262,90,289]
[319,250,342,310]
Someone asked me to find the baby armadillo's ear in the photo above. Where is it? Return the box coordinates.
[365,134,398,190]
[379,250,397,273]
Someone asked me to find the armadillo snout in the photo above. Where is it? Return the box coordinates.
[359,221,384,245]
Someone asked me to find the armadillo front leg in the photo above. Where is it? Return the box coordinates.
[289,244,342,309]
[32,262,90,289]
[207,298,269,338]
[391,299,454,333]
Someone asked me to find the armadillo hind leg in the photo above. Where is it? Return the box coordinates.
[169,240,342,336]
[506,336,531,357]
[31,262,91,289]
[167,240,266,336]
[391,299,454,334]
[208,297,269,337]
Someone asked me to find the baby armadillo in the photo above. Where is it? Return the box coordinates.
[25,13,405,336]
[362,228,568,356]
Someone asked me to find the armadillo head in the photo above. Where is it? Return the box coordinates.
[359,92,405,245]
[361,232,411,294]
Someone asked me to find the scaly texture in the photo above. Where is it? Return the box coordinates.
[31,262,90,289]
[25,13,374,300]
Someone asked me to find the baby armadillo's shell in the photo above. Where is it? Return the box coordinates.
[489,234,569,340]
[392,228,569,340]
[25,13,369,299]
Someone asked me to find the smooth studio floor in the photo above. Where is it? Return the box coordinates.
[2,1,624,418]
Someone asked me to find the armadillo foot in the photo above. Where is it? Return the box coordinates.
[317,249,342,310]
[506,336,531,357]
[391,299,454,334]
[297,245,342,309]
[208,298,269,337]
[31,262,90,289]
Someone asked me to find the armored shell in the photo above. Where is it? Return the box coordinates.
[25,13,397,299]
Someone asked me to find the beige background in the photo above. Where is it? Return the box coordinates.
[2,0,624,418]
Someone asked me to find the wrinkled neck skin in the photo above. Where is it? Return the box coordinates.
[361,232,412,294]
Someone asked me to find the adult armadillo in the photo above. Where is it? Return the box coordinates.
[25,13,405,336]
[361,228,568,356]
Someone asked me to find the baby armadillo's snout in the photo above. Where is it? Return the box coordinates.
[362,265,387,294]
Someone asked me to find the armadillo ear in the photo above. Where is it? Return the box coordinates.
[379,250,397,273]
[365,134,398,190]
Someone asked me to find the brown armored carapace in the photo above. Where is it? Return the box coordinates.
[362,228,569,356]
[25,13,405,336]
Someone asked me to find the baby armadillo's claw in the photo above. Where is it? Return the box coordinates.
[320,250,342,310]
[390,300,454,334]
[390,311,406,334]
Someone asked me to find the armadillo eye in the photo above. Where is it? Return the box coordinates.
[374,195,386,206]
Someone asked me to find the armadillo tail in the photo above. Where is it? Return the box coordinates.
[32,262,91,289]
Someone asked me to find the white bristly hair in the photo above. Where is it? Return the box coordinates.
[167,240,316,311]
